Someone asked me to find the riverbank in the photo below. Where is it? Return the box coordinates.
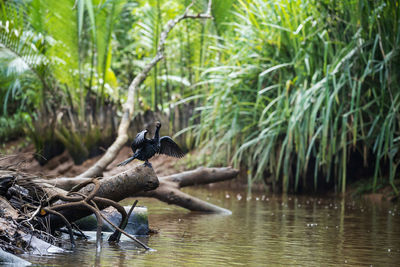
[1,140,183,178]
[1,139,398,202]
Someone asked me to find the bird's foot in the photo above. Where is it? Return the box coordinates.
[143,161,152,168]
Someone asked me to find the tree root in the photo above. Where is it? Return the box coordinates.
[34,179,146,251]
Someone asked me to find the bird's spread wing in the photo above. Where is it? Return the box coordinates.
[131,130,148,151]
[159,136,185,158]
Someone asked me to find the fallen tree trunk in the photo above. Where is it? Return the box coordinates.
[38,167,239,214]
[2,164,238,253]
[1,166,158,251]
[140,184,232,214]
[136,167,238,214]
[160,167,239,187]
[34,165,159,230]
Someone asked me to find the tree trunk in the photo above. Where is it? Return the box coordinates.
[35,165,159,230]
[140,182,232,214]
[136,167,238,214]
[36,167,239,215]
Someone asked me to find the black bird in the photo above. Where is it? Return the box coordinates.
[117,121,185,167]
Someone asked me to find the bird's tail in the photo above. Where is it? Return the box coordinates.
[117,156,136,166]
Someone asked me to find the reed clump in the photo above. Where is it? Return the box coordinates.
[191,0,400,193]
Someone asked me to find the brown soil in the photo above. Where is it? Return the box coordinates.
[360,188,398,203]
[0,139,248,192]
[3,140,397,204]
[0,140,186,179]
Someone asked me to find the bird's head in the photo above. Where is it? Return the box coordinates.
[155,121,161,128]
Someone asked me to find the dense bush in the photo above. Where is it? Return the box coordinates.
[191,0,400,193]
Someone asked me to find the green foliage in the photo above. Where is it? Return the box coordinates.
[0,112,26,142]
[126,0,211,112]
[1,0,398,195]
[0,0,49,114]
[190,0,400,193]
[0,0,125,163]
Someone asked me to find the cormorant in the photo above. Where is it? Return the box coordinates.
[117,121,185,167]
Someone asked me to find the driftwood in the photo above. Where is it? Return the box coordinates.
[39,167,238,214]
[27,166,237,248]
[78,0,213,178]
[137,167,238,214]
[35,165,159,231]
[0,166,157,251]
[2,163,238,254]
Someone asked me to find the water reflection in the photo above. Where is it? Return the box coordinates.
[25,188,400,266]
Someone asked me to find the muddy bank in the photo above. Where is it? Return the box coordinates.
[2,139,396,202]
[1,143,184,178]
[1,140,246,192]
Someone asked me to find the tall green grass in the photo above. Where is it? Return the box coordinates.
[191,0,400,193]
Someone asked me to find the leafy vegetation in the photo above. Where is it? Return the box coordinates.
[1,0,399,194]
[0,0,126,162]
[190,0,400,193]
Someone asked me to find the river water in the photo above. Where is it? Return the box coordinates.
[24,188,400,266]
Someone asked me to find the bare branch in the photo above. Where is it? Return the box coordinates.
[90,200,149,250]
[78,0,213,178]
